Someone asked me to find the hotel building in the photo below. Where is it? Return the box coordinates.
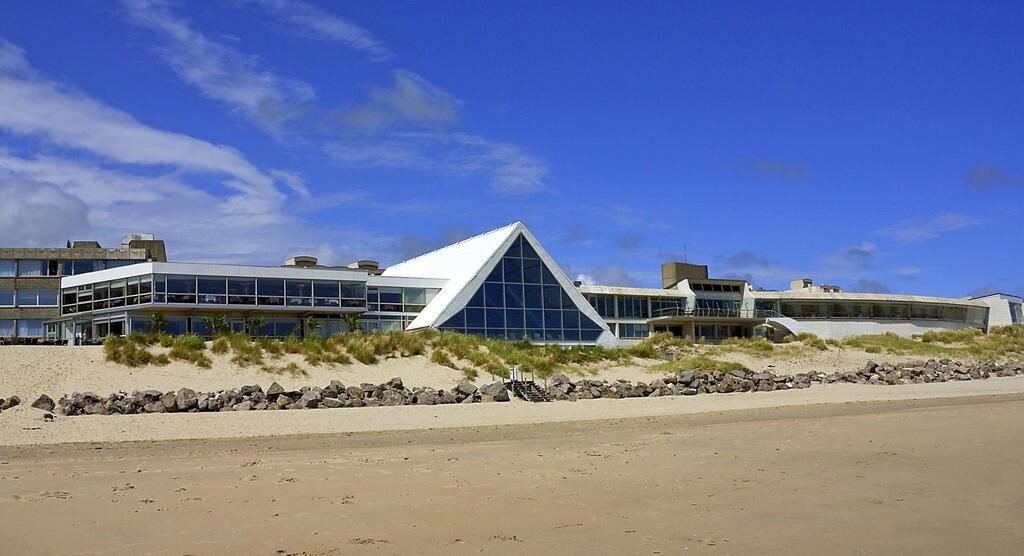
[0,223,1018,346]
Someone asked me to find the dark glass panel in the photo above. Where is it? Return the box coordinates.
[505,284,524,308]
[563,329,581,342]
[522,258,542,284]
[543,285,562,309]
[484,283,504,307]
[341,283,366,299]
[543,309,561,328]
[506,235,522,258]
[467,286,485,308]
[503,257,523,283]
[485,308,505,329]
[580,315,602,330]
[562,309,580,329]
[314,280,339,298]
[486,329,507,340]
[506,329,526,341]
[441,311,465,329]
[286,280,312,298]
[521,238,539,259]
[229,278,256,295]
[465,308,485,328]
[525,309,544,329]
[545,329,563,342]
[466,328,486,337]
[166,275,196,293]
[523,285,543,308]
[197,277,226,295]
[505,309,525,328]
[581,329,602,342]
[258,278,286,294]
[526,329,545,342]
[541,265,558,285]
[486,263,503,282]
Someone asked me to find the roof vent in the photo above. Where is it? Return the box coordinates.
[71,240,102,249]
[283,256,318,268]
[347,260,383,275]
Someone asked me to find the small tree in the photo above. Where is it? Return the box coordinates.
[341,312,361,334]
[201,314,230,337]
[147,313,169,336]
[244,316,266,337]
[303,316,322,338]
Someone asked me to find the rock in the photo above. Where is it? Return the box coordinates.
[266,382,285,396]
[321,397,344,408]
[143,401,165,413]
[460,393,477,404]
[83,402,108,415]
[298,390,322,409]
[380,390,405,406]
[239,384,263,397]
[176,388,198,411]
[232,401,253,411]
[678,371,696,386]
[456,381,478,396]
[31,394,55,412]
[550,373,572,387]
[682,388,698,396]
[161,392,178,413]
[387,377,404,390]
[479,381,508,397]
[1,395,21,410]
[416,391,438,405]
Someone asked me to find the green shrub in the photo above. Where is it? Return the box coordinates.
[462,367,479,381]
[655,355,748,373]
[210,336,230,354]
[430,348,458,369]
[158,334,174,348]
[103,334,168,367]
[168,334,211,368]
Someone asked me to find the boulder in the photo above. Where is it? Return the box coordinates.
[456,381,478,396]
[415,391,438,405]
[321,397,344,409]
[83,402,108,415]
[161,392,178,413]
[266,382,285,396]
[175,388,198,411]
[479,381,508,397]
[550,373,573,387]
[143,401,165,413]
[31,394,55,412]
[232,401,253,411]
[380,390,405,406]
[387,377,404,390]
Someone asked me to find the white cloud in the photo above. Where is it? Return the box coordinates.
[0,180,91,246]
[120,0,316,131]
[344,70,459,132]
[826,242,877,270]
[242,0,393,61]
[0,38,285,212]
[876,212,978,242]
[326,132,548,194]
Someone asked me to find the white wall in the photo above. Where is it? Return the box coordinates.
[789,319,977,339]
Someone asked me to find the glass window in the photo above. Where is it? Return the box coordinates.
[17,319,44,337]
[109,280,126,298]
[126,279,140,296]
[0,288,13,306]
[198,277,226,295]
[341,283,365,299]
[526,309,544,329]
[286,279,312,298]
[465,308,485,328]
[505,283,524,308]
[562,309,580,329]
[227,277,255,304]
[543,285,562,309]
[486,263,503,282]
[17,260,48,276]
[485,308,504,328]
[524,285,543,308]
[543,310,561,328]
[484,283,504,307]
[521,239,539,259]
[0,260,15,277]
[505,308,525,329]
[522,258,542,284]
[403,288,426,305]
[467,286,485,308]
[38,289,58,306]
[257,278,284,296]
[442,310,465,330]
[167,275,196,293]
[378,287,403,311]
[0,319,14,336]
[503,257,523,283]
[314,280,339,298]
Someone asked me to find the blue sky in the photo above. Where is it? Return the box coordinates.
[0,1,1021,297]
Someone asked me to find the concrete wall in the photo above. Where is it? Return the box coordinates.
[786,319,978,339]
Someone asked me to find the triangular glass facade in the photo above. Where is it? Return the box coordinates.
[439,234,604,343]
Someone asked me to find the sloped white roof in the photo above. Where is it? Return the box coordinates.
[383,221,613,344]
[382,223,521,330]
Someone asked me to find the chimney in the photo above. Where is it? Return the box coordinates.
[283,256,319,268]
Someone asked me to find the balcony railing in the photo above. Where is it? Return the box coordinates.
[650,307,784,319]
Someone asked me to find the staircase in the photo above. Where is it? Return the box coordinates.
[509,380,552,402]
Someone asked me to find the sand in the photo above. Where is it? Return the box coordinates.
[2,394,1023,555]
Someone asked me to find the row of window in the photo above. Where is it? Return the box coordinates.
[366,286,439,314]
[0,258,144,277]
[121,315,410,338]
[0,319,45,337]
[61,274,375,314]
[466,282,576,310]
[773,302,975,322]
[0,288,59,306]
[587,294,689,320]
[617,323,650,339]
[690,282,743,293]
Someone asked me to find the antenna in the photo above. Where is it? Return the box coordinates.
[683,244,688,263]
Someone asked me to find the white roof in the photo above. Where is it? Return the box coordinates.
[61,261,372,288]
[383,222,613,342]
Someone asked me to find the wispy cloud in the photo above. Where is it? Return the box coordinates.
[574,264,642,288]
[965,163,1024,188]
[0,38,286,211]
[894,266,922,279]
[342,70,459,132]
[848,278,891,293]
[0,180,90,246]
[876,212,978,242]
[326,131,549,194]
[121,0,316,131]
[242,0,393,61]
[750,158,809,181]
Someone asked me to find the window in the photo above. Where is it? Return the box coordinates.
[166,275,197,303]
[17,319,44,337]
[0,288,13,306]
[377,287,403,312]
[0,260,15,276]
[16,260,49,276]
[619,323,649,339]
[284,280,312,307]
[228,277,256,305]
[617,296,650,319]
[438,234,604,342]
[314,280,340,307]
[15,289,58,306]
[651,297,685,317]
[256,278,284,305]
[587,294,615,318]
[197,277,226,305]
[0,319,13,337]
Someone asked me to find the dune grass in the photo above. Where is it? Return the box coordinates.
[653,355,748,374]
[104,335,170,367]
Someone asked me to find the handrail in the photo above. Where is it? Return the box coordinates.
[650,307,783,319]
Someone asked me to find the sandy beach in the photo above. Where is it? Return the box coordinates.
[2,393,1023,555]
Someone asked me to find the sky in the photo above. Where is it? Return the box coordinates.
[0,0,1021,298]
